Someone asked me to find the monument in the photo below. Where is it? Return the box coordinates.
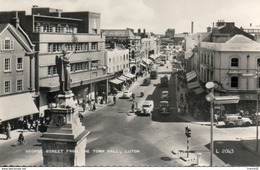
[38,48,90,166]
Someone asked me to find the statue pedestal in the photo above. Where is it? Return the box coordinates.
[39,93,89,166]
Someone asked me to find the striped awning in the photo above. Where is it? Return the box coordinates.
[187,81,200,89]
[109,78,124,85]
[186,70,197,82]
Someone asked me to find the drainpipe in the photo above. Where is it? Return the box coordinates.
[35,51,40,110]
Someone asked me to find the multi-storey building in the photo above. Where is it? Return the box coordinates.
[101,28,141,75]
[199,35,260,113]
[0,6,111,115]
[0,22,38,130]
[104,43,135,93]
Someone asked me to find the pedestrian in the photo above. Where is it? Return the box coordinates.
[92,102,96,111]
[131,101,135,112]
[113,95,117,105]
[6,122,11,140]
[18,131,24,145]
[35,119,39,132]
[82,101,86,112]
[88,100,92,111]
[214,114,218,124]
[29,118,34,130]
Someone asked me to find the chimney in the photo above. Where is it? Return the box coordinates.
[191,21,194,33]
[110,42,116,49]
[207,27,212,32]
[12,11,20,28]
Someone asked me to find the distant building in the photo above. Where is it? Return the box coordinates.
[165,28,175,39]
[102,28,141,75]
[0,23,38,130]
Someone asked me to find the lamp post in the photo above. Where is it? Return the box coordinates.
[205,82,215,167]
[205,82,240,166]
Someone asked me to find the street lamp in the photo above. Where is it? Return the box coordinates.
[205,82,240,166]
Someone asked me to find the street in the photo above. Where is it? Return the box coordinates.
[0,59,259,166]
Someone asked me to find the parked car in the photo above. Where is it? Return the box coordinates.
[142,100,154,115]
[159,101,170,114]
[150,70,158,79]
[161,91,169,101]
[251,112,260,125]
[223,115,252,127]
[123,90,132,99]
[160,75,169,87]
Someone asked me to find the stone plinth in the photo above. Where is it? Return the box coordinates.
[38,91,89,166]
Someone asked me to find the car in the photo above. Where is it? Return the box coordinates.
[142,78,151,86]
[160,61,164,66]
[223,115,252,127]
[159,101,170,114]
[161,91,169,101]
[142,100,154,115]
[123,90,132,99]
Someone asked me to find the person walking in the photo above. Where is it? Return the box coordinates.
[113,95,117,105]
[131,101,135,112]
[92,102,96,111]
[35,119,39,132]
[214,114,219,125]
[6,122,11,140]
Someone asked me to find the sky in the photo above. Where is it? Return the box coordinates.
[1,0,260,34]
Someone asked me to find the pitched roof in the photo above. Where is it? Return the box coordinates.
[226,34,257,44]
[0,24,33,53]
[102,29,135,38]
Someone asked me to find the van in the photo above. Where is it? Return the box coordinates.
[142,100,154,115]
[223,115,252,127]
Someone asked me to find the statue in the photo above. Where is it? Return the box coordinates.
[56,48,75,93]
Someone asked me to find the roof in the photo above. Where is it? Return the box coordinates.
[0,24,33,53]
[225,34,257,44]
[102,29,135,38]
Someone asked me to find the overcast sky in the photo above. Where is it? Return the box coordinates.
[1,0,260,34]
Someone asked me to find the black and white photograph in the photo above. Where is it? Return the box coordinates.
[0,0,260,169]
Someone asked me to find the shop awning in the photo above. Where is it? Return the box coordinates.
[187,81,200,89]
[123,73,135,78]
[140,63,147,67]
[193,87,205,94]
[186,70,197,82]
[117,75,129,81]
[109,78,124,85]
[0,92,38,121]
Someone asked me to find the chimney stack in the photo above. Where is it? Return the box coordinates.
[191,21,194,33]
[12,11,20,28]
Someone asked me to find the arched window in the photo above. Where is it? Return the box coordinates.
[231,58,239,67]
[231,76,239,88]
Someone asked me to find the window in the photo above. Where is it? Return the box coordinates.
[231,76,239,88]
[91,42,98,51]
[76,43,84,51]
[34,23,41,32]
[43,23,52,32]
[4,80,11,93]
[53,44,63,53]
[257,58,260,67]
[258,77,260,89]
[1,37,14,50]
[4,58,11,72]
[75,63,83,71]
[17,58,23,70]
[48,66,57,76]
[55,24,63,33]
[16,79,23,92]
[231,58,239,67]
[85,43,89,51]
[66,44,74,52]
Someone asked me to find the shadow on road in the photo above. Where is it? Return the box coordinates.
[205,140,260,166]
